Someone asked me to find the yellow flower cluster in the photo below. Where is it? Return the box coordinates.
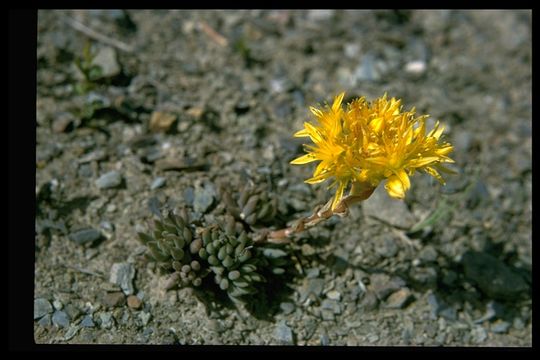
[291,93,455,210]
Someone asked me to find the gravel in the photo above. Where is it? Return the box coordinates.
[52,310,70,328]
[462,251,529,300]
[96,171,123,189]
[69,228,102,245]
[109,263,136,295]
[274,321,294,345]
[34,298,53,319]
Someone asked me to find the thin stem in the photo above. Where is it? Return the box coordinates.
[264,182,376,244]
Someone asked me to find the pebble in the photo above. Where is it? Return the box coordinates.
[38,314,52,327]
[299,278,325,302]
[362,186,416,229]
[375,234,399,258]
[491,320,511,334]
[52,112,75,133]
[91,46,121,79]
[149,111,177,133]
[301,244,316,256]
[305,268,320,279]
[53,299,63,310]
[52,310,70,328]
[99,312,114,329]
[280,302,295,315]
[321,299,341,314]
[109,262,136,295]
[63,325,81,341]
[193,182,216,214]
[320,333,330,346]
[139,311,152,326]
[34,298,53,319]
[462,251,529,300]
[183,187,195,206]
[326,290,341,301]
[262,248,288,258]
[419,245,438,263]
[81,315,95,328]
[102,292,126,308]
[405,60,427,74]
[470,326,487,344]
[384,288,413,309]
[150,177,166,190]
[274,321,294,345]
[127,295,142,309]
[68,228,102,245]
[96,171,123,189]
[369,273,406,300]
[355,53,380,81]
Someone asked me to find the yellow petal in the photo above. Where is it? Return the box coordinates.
[385,175,406,199]
[394,169,411,192]
[305,172,329,184]
[310,106,323,118]
[304,122,323,143]
[331,181,347,210]
[332,92,345,113]
[365,156,389,166]
[293,128,310,137]
[290,154,318,165]
[407,156,440,168]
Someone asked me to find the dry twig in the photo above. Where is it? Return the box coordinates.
[64,16,135,53]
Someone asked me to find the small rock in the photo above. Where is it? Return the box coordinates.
[362,186,416,229]
[301,244,316,256]
[149,111,177,133]
[305,268,320,278]
[183,187,194,206]
[369,273,406,300]
[326,290,341,301]
[127,295,142,309]
[193,183,216,214]
[38,314,52,327]
[274,321,294,345]
[64,325,81,341]
[280,302,295,315]
[470,326,487,344]
[139,311,151,326]
[419,245,438,263]
[320,333,330,346]
[81,315,95,328]
[355,53,380,82]
[262,248,288,258]
[99,312,114,329]
[96,171,123,189]
[34,298,53,319]
[374,234,399,258]
[405,60,426,75]
[321,299,341,314]
[52,112,75,133]
[52,310,70,328]
[359,291,379,311]
[299,278,325,302]
[68,228,102,245]
[109,262,136,295]
[102,292,126,308]
[385,288,413,309]
[53,299,63,310]
[491,320,511,334]
[91,46,121,79]
[462,251,529,300]
[150,177,166,190]
[64,304,82,321]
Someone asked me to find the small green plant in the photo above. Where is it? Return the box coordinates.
[137,209,288,304]
[73,41,103,95]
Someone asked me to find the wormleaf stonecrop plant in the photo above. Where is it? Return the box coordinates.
[268,92,455,242]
